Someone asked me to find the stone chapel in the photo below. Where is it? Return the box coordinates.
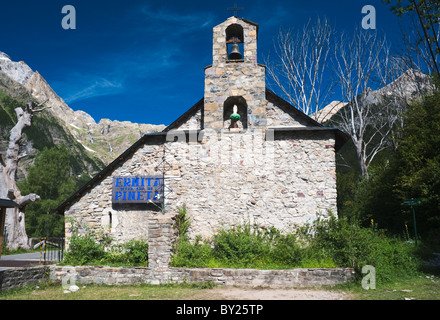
[55,16,348,243]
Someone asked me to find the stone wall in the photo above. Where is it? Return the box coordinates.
[165,129,336,240]
[64,127,337,243]
[48,265,354,289]
[0,263,353,292]
[0,265,49,291]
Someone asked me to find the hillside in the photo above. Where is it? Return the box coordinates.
[0,70,104,180]
[0,51,165,180]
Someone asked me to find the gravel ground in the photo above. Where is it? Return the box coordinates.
[208,287,351,300]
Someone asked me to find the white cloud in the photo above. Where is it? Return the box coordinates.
[63,75,123,103]
[139,5,214,31]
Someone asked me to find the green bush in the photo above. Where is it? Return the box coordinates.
[63,233,107,265]
[106,239,149,266]
[212,224,272,268]
[64,235,150,266]
[270,233,303,266]
[170,209,422,284]
[171,216,304,269]
[63,219,149,266]
[299,215,421,282]
[124,239,149,265]
[171,235,213,268]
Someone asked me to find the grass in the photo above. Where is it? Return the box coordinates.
[334,273,440,300]
[0,282,218,300]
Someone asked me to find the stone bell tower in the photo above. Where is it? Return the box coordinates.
[203,17,267,131]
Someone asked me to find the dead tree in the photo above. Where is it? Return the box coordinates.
[266,17,342,121]
[333,30,399,178]
[0,99,49,250]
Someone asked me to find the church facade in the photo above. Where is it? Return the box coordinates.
[55,17,348,243]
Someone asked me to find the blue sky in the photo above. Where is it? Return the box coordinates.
[1,0,409,125]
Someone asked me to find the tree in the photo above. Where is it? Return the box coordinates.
[393,88,440,234]
[0,100,49,250]
[350,86,440,236]
[268,20,406,177]
[266,17,341,121]
[383,0,440,75]
[332,30,401,177]
[18,145,81,237]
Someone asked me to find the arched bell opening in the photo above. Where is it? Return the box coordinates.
[226,24,244,61]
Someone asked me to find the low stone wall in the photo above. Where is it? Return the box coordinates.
[172,267,355,288]
[50,265,154,286]
[0,265,354,292]
[49,266,355,289]
[0,266,50,291]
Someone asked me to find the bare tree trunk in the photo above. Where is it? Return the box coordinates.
[333,30,401,178]
[0,100,48,250]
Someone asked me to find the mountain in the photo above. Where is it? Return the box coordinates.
[317,69,432,125]
[317,68,433,174]
[0,52,33,85]
[0,51,165,180]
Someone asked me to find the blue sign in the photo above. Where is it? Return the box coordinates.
[112,176,163,203]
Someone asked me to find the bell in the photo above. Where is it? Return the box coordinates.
[228,43,242,60]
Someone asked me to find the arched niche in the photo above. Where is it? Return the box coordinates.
[223,96,248,131]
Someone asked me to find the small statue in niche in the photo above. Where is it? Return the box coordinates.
[224,105,243,131]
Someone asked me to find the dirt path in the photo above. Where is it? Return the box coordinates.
[205,287,351,300]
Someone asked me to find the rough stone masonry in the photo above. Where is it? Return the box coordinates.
[56,16,348,250]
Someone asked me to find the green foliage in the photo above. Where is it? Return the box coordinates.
[393,91,440,235]
[299,215,421,282]
[63,233,107,266]
[18,145,88,237]
[171,235,213,268]
[172,205,190,252]
[212,224,271,267]
[106,239,149,265]
[62,219,148,266]
[336,88,440,240]
[171,212,422,284]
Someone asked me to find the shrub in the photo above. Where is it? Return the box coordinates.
[212,224,272,268]
[270,233,303,266]
[107,239,149,266]
[63,219,149,266]
[300,215,421,282]
[170,211,422,284]
[171,235,213,268]
[63,233,107,265]
[171,221,304,269]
